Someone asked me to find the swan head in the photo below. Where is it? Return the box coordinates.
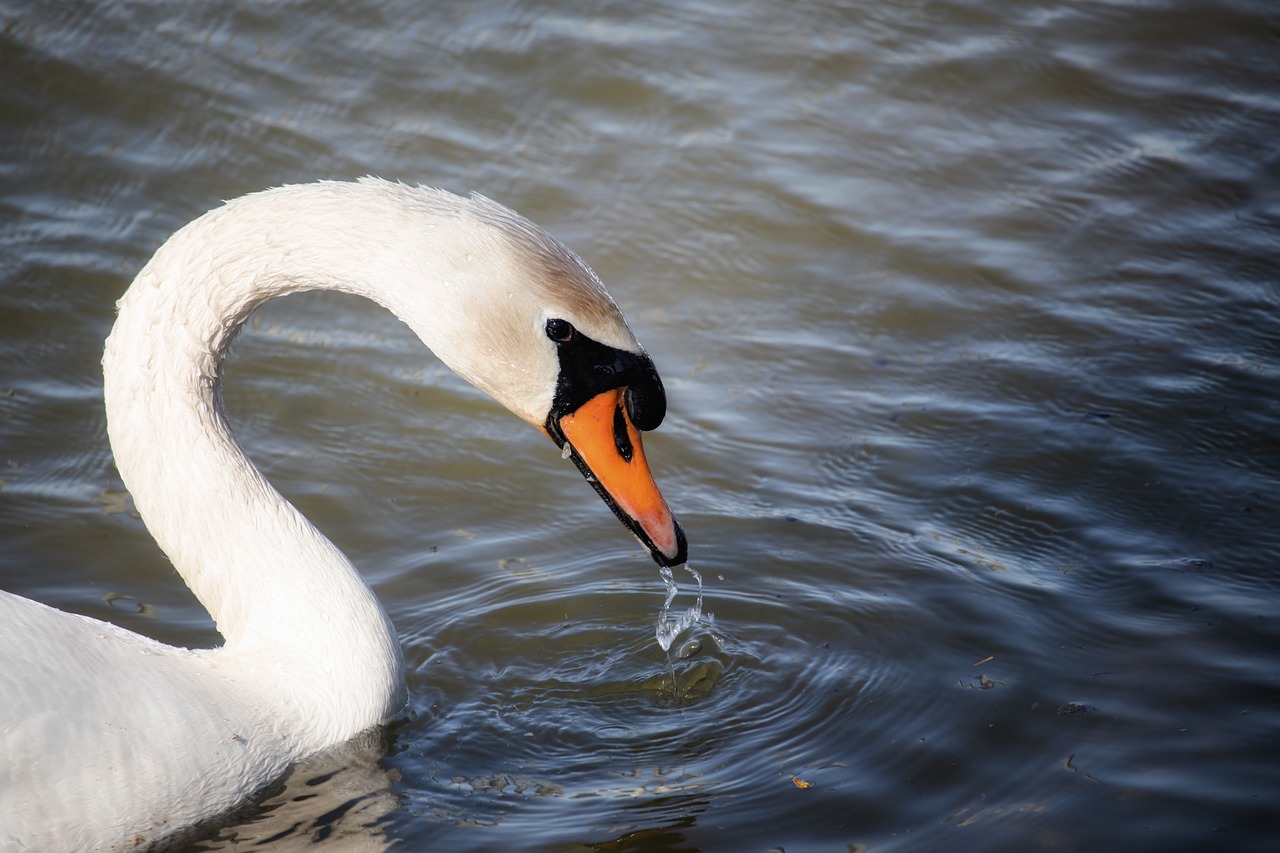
[371,182,687,567]
[539,314,687,569]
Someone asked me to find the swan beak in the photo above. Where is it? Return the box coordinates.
[556,388,688,567]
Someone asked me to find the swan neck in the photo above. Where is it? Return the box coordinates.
[102,187,410,742]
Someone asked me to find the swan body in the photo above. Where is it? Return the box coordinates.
[0,179,686,851]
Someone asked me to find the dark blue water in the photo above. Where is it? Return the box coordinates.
[2,1,1279,850]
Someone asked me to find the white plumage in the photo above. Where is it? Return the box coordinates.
[0,179,682,850]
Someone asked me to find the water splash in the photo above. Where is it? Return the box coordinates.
[655,562,703,652]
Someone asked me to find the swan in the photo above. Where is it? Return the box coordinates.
[0,178,687,851]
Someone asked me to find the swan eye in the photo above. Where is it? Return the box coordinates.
[545,318,575,343]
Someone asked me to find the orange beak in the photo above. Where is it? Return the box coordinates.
[556,388,687,567]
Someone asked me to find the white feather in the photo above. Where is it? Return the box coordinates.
[0,179,643,851]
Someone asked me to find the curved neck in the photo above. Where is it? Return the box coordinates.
[101,186,424,744]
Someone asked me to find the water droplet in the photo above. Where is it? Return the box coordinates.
[655,562,703,651]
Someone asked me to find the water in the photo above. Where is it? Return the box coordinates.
[655,563,704,652]
[3,0,1279,850]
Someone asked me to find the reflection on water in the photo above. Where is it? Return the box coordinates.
[3,0,1280,850]
[194,730,399,852]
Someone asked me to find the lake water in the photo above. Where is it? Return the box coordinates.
[3,1,1279,850]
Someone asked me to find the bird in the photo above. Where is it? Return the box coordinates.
[0,178,687,851]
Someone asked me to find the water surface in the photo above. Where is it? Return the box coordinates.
[3,1,1279,851]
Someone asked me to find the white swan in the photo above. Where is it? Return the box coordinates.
[0,178,687,851]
